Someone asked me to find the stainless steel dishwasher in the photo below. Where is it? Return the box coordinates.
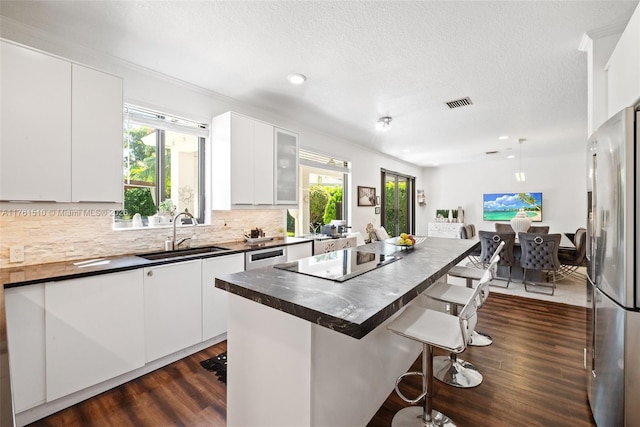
[244,246,287,270]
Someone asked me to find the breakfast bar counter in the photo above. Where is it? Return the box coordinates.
[215,237,478,427]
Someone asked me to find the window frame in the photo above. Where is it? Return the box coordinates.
[297,148,351,236]
[380,169,416,236]
[123,105,207,226]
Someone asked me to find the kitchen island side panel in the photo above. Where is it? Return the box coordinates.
[226,292,423,427]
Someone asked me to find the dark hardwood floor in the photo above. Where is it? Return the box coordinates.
[29,342,228,427]
[367,293,595,427]
[30,293,595,427]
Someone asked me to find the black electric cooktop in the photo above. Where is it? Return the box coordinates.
[274,248,400,282]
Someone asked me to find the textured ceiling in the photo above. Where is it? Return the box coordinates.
[1,1,638,167]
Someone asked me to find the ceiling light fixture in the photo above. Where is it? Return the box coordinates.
[376,116,392,131]
[287,73,307,85]
[515,138,526,182]
[498,135,509,140]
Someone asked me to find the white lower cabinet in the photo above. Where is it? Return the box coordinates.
[45,270,145,401]
[5,283,46,412]
[201,253,245,341]
[143,260,202,363]
[287,241,313,261]
[427,222,464,239]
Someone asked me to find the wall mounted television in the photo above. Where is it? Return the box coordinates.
[482,192,542,222]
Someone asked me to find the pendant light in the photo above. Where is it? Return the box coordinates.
[515,138,526,182]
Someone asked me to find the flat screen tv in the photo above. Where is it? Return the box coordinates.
[483,192,542,222]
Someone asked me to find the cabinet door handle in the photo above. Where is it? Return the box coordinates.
[147,270,153,277]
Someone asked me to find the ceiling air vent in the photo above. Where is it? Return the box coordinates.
[444,97,473,109]
[485,150,499,155]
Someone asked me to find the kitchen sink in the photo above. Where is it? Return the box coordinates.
[138,246,231,260]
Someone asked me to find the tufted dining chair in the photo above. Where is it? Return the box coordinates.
[519,232,562,295]
[449,231,515,289]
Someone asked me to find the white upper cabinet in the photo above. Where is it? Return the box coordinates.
[211,111,298,209]
[71,64,123,202]
[274,127,299,205]
[252,119,276,205]
[607,4,640,115]
[0,40,72,202]
[0,40,123,203]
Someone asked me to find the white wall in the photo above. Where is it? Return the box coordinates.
[421,150,588,235]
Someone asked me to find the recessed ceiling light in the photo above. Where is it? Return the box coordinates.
[376,116,392,131]
[507,155,516,159]
[287,73,307,85]
[498,135,509,140]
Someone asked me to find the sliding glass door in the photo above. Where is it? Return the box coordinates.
[381,169,415,236]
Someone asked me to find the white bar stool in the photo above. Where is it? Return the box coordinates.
[442,237,507,347]
[386,277,486,426]
[419,248,500,388]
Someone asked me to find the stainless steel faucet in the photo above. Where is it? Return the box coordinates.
[172,210,198,250]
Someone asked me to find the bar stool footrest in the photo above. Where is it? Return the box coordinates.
[394,371,427,404]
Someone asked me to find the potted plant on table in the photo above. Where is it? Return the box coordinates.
[436,209,449,222]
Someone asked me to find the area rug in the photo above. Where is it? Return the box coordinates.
[200,352,227,384]
[448,266,588,307]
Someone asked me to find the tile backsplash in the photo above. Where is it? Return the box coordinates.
[0,209,284,267]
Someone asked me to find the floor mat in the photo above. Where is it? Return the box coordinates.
[200,352,227,384]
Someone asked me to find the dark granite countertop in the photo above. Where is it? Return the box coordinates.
[215,237,479,339]
[0,237,310,288]
[0,236,311,427]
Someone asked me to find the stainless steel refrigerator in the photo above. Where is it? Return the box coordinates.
[586,105,640,426]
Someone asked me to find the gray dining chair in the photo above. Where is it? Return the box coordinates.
[557,228,587,279]
[519,232,562,295]
[495,223,513,233]
[527,225,550,233]
[460,224,481,267]
[449,231,515,289]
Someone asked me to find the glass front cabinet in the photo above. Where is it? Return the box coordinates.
[274,127,298,205]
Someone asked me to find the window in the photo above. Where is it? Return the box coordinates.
[121,105,207,227]
[381,169,415,236]
[291,149,350,236]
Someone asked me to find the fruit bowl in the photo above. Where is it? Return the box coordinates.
[385,235,425,249]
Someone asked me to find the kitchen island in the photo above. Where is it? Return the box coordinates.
[215,237,478,427]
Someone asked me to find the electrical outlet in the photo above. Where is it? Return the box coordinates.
[10,245,25,263]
